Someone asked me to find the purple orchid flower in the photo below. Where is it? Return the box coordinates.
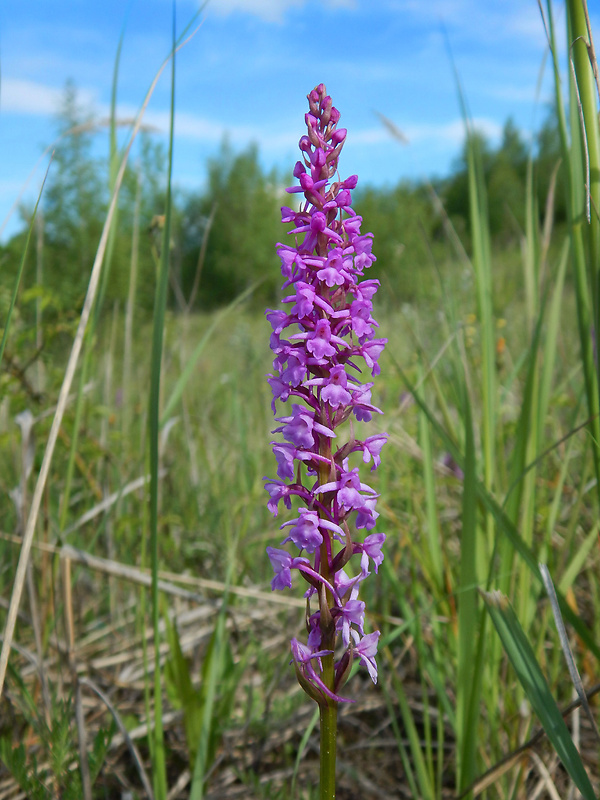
[353,631,381,684]
[264,84,387,704]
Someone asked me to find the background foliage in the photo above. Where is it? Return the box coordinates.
[1,87,567,317]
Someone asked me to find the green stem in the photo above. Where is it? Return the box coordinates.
[316,410,338,799]
[315,549,338,800]
[319,689,338,800]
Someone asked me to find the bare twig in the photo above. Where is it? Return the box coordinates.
[79,676,154,799]
[0,531,307,610]
[529,751,562,800]
[62,471,163,538]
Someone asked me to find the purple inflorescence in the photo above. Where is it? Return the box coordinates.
[265,84,387,703]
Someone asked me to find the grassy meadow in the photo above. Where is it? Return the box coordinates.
[1,2,600,798]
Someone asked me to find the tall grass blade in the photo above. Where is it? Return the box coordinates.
[189,596,229,800]
[55,35,126,529]
[451,51,496,520]
[483,590,596,800]
[466,131,496,505]
[539,564,600,742]
[291,709,319,798]
[95,21,127,320]
[146,9,177,797]
[418,363,444,592]
[538,240,569,443]
[455,386,480,796]
[58,360,90,532]
[122,163,142,422]
[557,520,599,593]
[568,0,600,285]
[501,308,544,523]
[548,0,600,502]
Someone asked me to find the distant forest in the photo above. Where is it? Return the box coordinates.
[1,85,565,316]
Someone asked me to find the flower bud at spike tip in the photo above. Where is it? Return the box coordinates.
[331,128,347,146]
[264,85,387,703]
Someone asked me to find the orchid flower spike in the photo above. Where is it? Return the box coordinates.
[265,83,387,705]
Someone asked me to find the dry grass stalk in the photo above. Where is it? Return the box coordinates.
[62,556,92,799]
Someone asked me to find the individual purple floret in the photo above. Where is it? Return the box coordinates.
[265,84,388,705]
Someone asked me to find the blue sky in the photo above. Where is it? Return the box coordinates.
[0,0,585,241]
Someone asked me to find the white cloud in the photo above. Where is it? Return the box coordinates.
[210,0,304,23]
[2,78,63,116]
[0,178,30,195]
[312,115,503,163]
[391,0,466,19]
[388,0,549,47]
[209,0,355,23]
[113,102,259,144]
[400,117,503,146]
[0,76,293,151]
[0,73,504,163]
[350,128,391,146]
[487,83,550,105]
[1,77,96,116]
[350,116,503,149]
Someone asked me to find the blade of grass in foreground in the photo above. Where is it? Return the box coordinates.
[451,55,496,553]
[417,363,444,593]
[57,31,128,533]
[146,9,177,797]
[546,0,600,504]
[291,709,319,799]
[483,590,596,800]
[189,593,230,800]
[455,386,481,796]
[540,564,600,743]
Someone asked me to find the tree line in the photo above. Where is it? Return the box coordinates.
[2,85,564,318]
